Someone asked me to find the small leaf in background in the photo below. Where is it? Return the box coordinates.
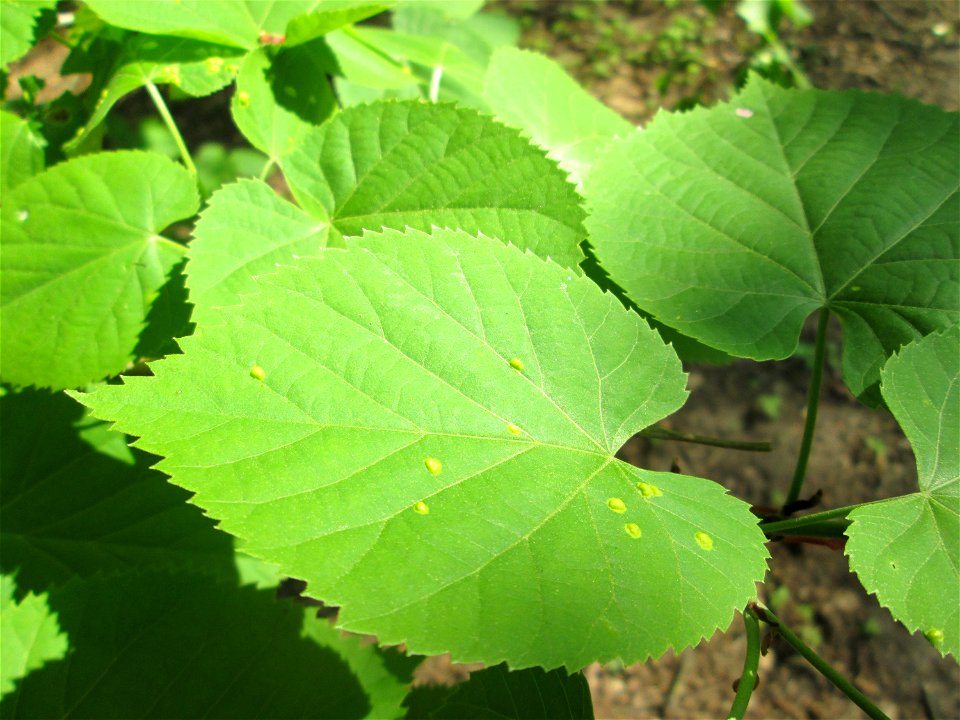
[0,151,198,389]
[484,48,634,187]
[0,572,415,718]
[0,0,57,69]
[0,574,67,700]
[280,100,587,269]
[79,229,768,669]
[193,142,269,198]
[584,77,959,399]
[1,390,236,592]
[845,325,959,659]
[0,109,44,200]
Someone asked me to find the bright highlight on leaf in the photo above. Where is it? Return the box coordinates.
[80,227,768,670]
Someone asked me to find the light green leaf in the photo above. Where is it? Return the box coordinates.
[285,2,392,47]
[84,0,315,49]
[66,35,244,151]
[0,574,67,699]
[280,100,586,269]
[0,110,45,200]
[231,46,336,163]
[584,77,959,398]
[845,325,960,659]
[484,48,634,187]
[0,0,56,69]
[0,151,198,390]
[325,28,421,89]
[1,390,235,592]
[0,572,415,718]
[78,228,768,669]
[186,178,329,323]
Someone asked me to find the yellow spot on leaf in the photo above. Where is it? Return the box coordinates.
[624,523,642,539]
[507,424,522,435]
[249,365,266,381]
[924,628,944,646]
[509,357,524,371]
[607,498,626,513]
[695,531,713,551]
[413,501,429,515]
[636,482,662,498]
[205,57,224,74]
[237,90,251,107]
[424,457,442,476]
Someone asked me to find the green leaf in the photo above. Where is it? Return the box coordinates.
[66,34,244,151]
[584,77,959,398]
[1,389,235,592]
[484,48,634,187]
[186,178,329,323]
[325,28,420,90]
[84,0,315,49]
[428,664,593,719]
[0,0,56,69]
[0,574,67,699]
[0,572,414,718]
[280,100,587,269]
[845,325,960,659]
[0,151,199,390]
[0,110,45,200]
[78,228,768,669]
[231,46,336,163]
[285,2,392,47]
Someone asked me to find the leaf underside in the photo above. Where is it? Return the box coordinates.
[80,228,768,670]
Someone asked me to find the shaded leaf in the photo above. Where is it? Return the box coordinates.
[79,228,768,670]
[0,151,198,389]
[0,110,44,200]
[845,325,959,658]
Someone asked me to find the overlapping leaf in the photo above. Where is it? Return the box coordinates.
[845,325,959,658]
[584,77,959,398]
[279,100,587,268]
[0,151,198,389]
[0,110,44,200]
[0,572,415,718]
[79,228,768,669]
[0,574,67,700]
[0,0,56,69]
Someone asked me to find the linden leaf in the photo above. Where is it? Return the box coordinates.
[0,574,67,699]
[79,228,768,670]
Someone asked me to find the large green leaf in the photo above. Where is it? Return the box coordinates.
[0,572,416,718]
[845,325,959,659]
[0,390,234,593]
[280,100,586,268]
[0,0,56,69]
[0,574,67,699]
[84,0,316,49]
[186,178,330,323]
[0,110,44,201]
[0,151,198,390]
[584,77,959,398]
[78,228,768,669]
[484,48,634,187]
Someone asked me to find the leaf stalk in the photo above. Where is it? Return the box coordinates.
[727,609,761,720]
[144,80,197,177]
[641,426,772,452]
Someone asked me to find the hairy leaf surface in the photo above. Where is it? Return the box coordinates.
[846,325,959,658]
[585,77,959,397]
[0,151,198,389]
[80,228,768,669]
[280,100,586,267]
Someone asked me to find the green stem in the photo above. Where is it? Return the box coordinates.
[641,426,772,452]
[785,308,829,508]
[258,158,276,182]
[751,604,889,720]
[765,32,812,89]
[727,609,761,720]
[144,80,197,176]
[761,504,857,535]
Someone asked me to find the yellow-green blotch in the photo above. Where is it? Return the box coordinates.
[249,365,266,381]
[424,457,442,476]
[636,482,662,498]
[509,357,524,371]
[624,523,642,539]
[607,498,626,513]
[413,501,429,515]
[694,531,713,551]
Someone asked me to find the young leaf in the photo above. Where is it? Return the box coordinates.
[484,48,634,187]
[0,574,67,699]
[0,0,56,69]
[584,77,959,398]
[845,325,959,659]
[186,178,330,323]
[0,151,199,390]
[1,390,235,592]
[0,572,414,718]
[0,110,45,200]
[78,228,768,670]
[280,100,587,268]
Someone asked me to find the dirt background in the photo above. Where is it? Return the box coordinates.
[421,2,960,719]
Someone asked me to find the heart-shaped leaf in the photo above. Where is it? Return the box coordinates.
[79,228,767,669]
[584,77,959,398]
[845,325,959,659]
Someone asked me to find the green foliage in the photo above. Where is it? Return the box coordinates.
[1,1,957,716]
